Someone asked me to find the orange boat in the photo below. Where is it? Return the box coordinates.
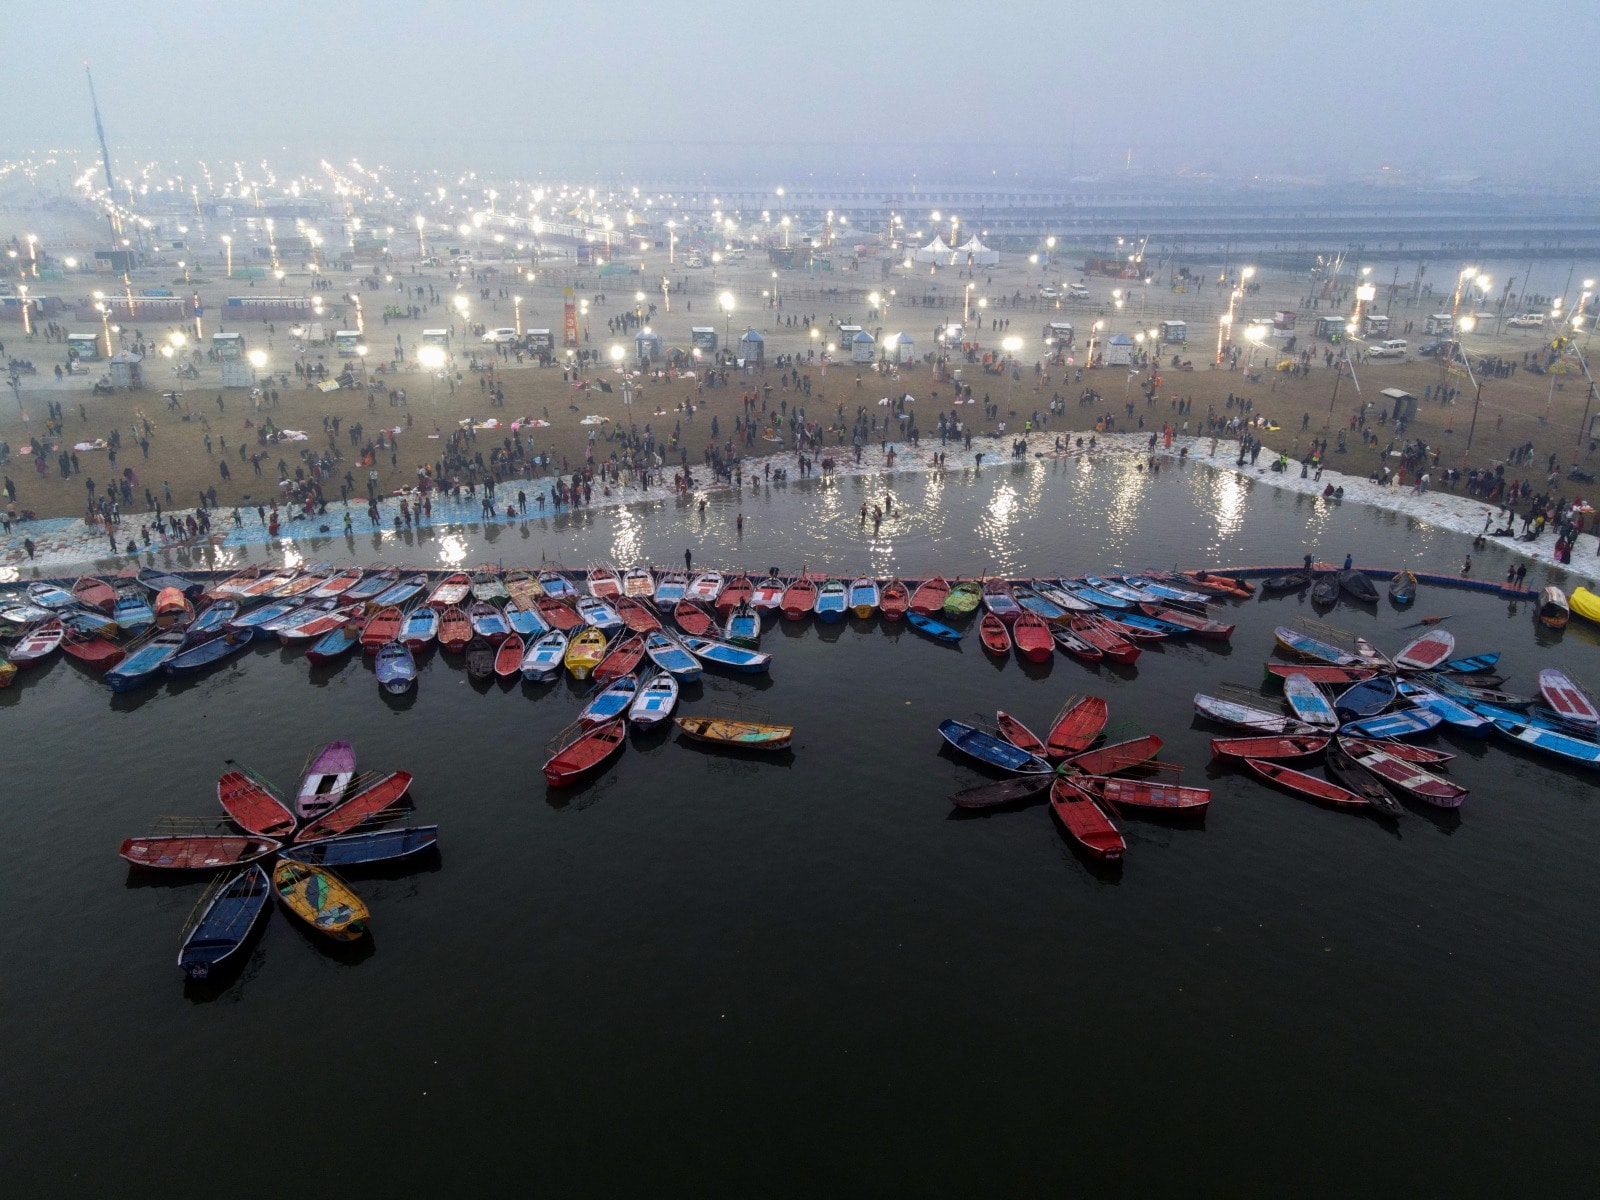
[494,634,525,678]
[217,766,298,838]
[427,572,473,609]
[1081,774,1212,813]
[1012,612,1055,662]
[979,612,1012,656]
[295,770,414,842]
[715,575,753,615]
[1044,696,1109,759]
[880,580,909,621]
[1064,734,1163,776]
[71,576,118,613]
[359,605,404,651]
[909,577,951,615]
[780,577,819,620]
[438,606,473,652]
[1068,614,1140,664]
[593,634,646,683]
[61,629,126,671]
[613,596,662,633]
[153,587,195,629]
[673,599,716,638]
[535,595,584,632]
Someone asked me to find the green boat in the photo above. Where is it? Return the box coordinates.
[943,580,982,617]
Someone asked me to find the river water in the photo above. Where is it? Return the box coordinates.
[3,452,1597,1197]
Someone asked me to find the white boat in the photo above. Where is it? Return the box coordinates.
[1194,693,1318,735]
[520,629,568,682]
[628,671,680,727]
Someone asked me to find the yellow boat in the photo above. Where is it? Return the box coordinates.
[563,626,608,680]
[272,860,368,940]
[0,654,16,689]
[1570,586,1600,627]
[504,570,545,608]
[674,716,794,751]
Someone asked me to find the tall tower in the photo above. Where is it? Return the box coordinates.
[85,63,115,193]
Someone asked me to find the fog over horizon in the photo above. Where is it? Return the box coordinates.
[5,0,1595,186]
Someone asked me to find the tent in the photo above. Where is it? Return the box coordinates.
[913,236,953,265]
[850,330,876,364]
[1104,334,1134,366]
[886,331,916,364]
[635,330,663,363]
[737,327,765,364]
[957,236,998,267]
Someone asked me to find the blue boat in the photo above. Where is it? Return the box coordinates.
[261,600,338,640]
[177,865,271,980]
[371,573,429,609]
[1283,674,1340,730]
[1122,576,1211,607]
[1395,681,1492,737]
[306,623,361,665]
[1084,576,1153,604]
[520,629,568,682]
[848,577,881,618]
[187,599,241,639]
[813,579,848,622]
[280,826,440,867]
[1440,652,1500,675]
[343,568,399,604]
[937,719,1054,775]
[503,600,549,637]
[580,674,639,724]
[1273,626,1368,667]
[575,596,623,632]
[538,570,579,601]
[26,582,77,609]
[106,630,187,692]
[1333,675,1399,719]
[1062,581,1132,610]
[113,587,155,635]
[375,641,417,693]
[723,603,761,648]
[1490,719,1600,769]
[1111,611,1190,637]
[137,568,204,599]
[651,573,688,610]
[164,630,254,677]
[644,631,702,682]
[907,613,963,644]
[227,599,300,638]
[61,609,122,636]
[400,605,440,648]
[680,634,772,674]
[1013,587,1069,623]
[1339,708,1443,739]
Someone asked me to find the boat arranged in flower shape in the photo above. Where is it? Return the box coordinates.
[1324,741,1405,817]
[218,764,298,838]
[880,580,910,621]
[374,641,417,694]
[296,769,414,842]
[177,865,272,980]
[675,716,794,751]
[1389,569,1418,607]
[1193,694,1317,736]
[628,672,680,727]
[751,576,787,613]
[813,579,848,622]
[948,775,1053,810]
[120,835,281,870]
[544,718,628,785]
[909,576,951,615]
[652,572,689,610]
[521,629,569,682]
[564,626,609,680]
[680,634,772,674]
[723,602,761,647]
[943,579,982,617]
[1011,612,1055,663]
[580,674,639,726]
[848,577,880,618]
[614,596,662,634]
[1062,734,1164,776]
[400,605,441,650]
[715,575,753,615]
[1537,668,1598,730]
[1283,674,1339,730]
[937,718,1053,774]
[1341,740,1472,803]
[780,576,819,620]
[1394,680,1492,736]
[470,570,510,604]
[1242,758,1367,809]
[995,711,1047,757]
[587,565,623,599]
[164,630,254,677]
[1209,734,1330,762]
[1049,778,1126,860]
[437,606,473,652]
[644,630,702,682]
[1393,630,1456,672]
[907,613,963,644]
[622,567,655,599]
[273,860,369,940]
[538,569,579,601]
[1045,695,1109,759]
[371,572,429,609]
[1079,774,1212,813]
[295,741,356,821]
[593,633,646,683]
[686,571,725,604]
[1337,738,1454,766]
[359,605,404,651]
[535,595,584,633]
[106,629,188,692]
[467,600,512,644]
[576,595,624,633]
[979,612,1012,656]
[280,826,439,868]
[1273,626,1367,666]
[494,634,526,679]
[1338,707,1443,740]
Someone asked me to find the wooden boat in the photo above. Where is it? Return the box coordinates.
[468,599,512,644]
[502,600,549,638]
[652,572,689,610]
[535,595,584,632]
[152,588,195,630]
[1064,581,1132,610]
[503,569,546,608]
[400,605,441,650]
[359,605,404,651]
[943,579,982,617]
[112,587,155,635]
[119,834,280,870]
[1051,627,1104,663]
[675,715,794,751]
[674,599,717,638]
[206,566,263,601]
[295,741,356,820]
[188,599,241,639]
[910,576,952,615]
[847,577,880,618]
[1283,674,1339,730]
[1324,741,1405,817]
[1488,719,1600,771]
[1174,569,1255,598]
[1124,576,1213,608]
[937,718,1053,774]
[1537,668,1598,729]
[538,569,579,601]
[780,576,819,620]
[270,571,327,601]
[907,613,963,644]
[580,673,639,726]
[575,595,624,633]
[1537,586,1570,629]
[494,633,526,679]
[272,860,368,940]
[278,603,365,645]
[1309,574,1341,607]
[371,573,429,609]
[61,628,126,671]
[544,719,628,785]
[437,606,473,652]
[593,633,646,683]
[628,671,680,728]
[311,567,366,599]
[1103,612,1177,641]
[1439,651,1500,675]
[980,579,1023,624]
[464,635,496,681]
[949,775,1053,809]
[1210,734,1330,761]
[9,619,63,667]
[1032,581,1098,613]
[1265,663,1377,685]
[374,641,417,693]
[1393,630,1456,672]
[813,579,848,622]
[106,630,187,691]
[1013,586,1071,624]
[1063,734,1164,776]
[1394,680,1492,736]
[470,570,510,604]
[283,825,438,867]
[1571,585,1600,627]
[426,572,473,610]
[520,630,569,682]
[1338,737,1454,766]
[218,765,298,838]
[258,599,339,641]
[1049,778,1126,860]
[715,575,753,615]
[1243,758,1367,808]
[1011,612,1055,663]
[1333,674,1399,719]
[164,630,254,676]
[71,576,117,613]
[622,567,655,599]
[344,567,400,604]
[1339,708,1443,740]
[178,865,271,979]
[880,580,910,621]
[239,567,299,599]
[643,631,702,682]
[680,634,771,674]
[1342,741,1471,803]
[995,710,1047,757]
[751,576,787,612]
[1389,569,1418,607]
[587,565,623,599]
[1425,675,1535,710]
[306,624,361,665]
[979,612,1012,656]
[1272,626,1366,667]
[686,571,725,604]
[1068,614,1140,664]
[1045,696,1109,759]
[1137,603,1234,640]
[1259,571,1311,594]
[1339,570,1379,604]
[1083,576,1153,605]
[296,769,413,842]
[137,568,203,599]
[723,602,761,648]
[1081,774,1212,813]
[563,627,608,680]
[1193,694,1317,735]
[614,595,663,634]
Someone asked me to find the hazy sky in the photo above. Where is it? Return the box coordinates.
[9,0,1594,181]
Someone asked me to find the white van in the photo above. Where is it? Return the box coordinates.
[1068,284,1091,300]
[1368,339,1408,358]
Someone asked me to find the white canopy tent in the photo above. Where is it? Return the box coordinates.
[912,236,953,264]
[957,235,998,266]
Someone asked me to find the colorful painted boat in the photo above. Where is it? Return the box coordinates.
[715,575,753,615]
[564,626,609,680]
[1044,695,1109,759]
[374,641,417,693]
[520,629,569,682]
[503,569,546,608]
[686,571,725,604]
[943,579,983,617]
[1068,615,1140,664]
[1174,569,1254,598]
[1049,778,1126,860]
[751,576,787,612]
[937,718,1053,774]
[178,866,272,979]
[587,565,623,599]
[438,606,473,652]
[910,576,952,615]
[1080,775,1212,813]
[995,710,1048,757]
[281,826,439,867]
[1322,740,1405,816]
[1394,680,1493,736]
[470,570,511,604]
[575,595,624,633]
[538,570,579,601]
[813,579,848,622]
[723,602,761,647]
[1338,737,1455,766]
[112,587,155,635]
[979,612,1012,656]
[370,573,429,609]
[1438,652,1500,675]
[1062,580,1132,610]
[295,741,356,821]
[60,629,126,671]
[1393,630,1456,672]
[119,834,280,870]
[1571,586,1600,627]
[1012,612,1055,663]
[1123,576,1213,607]
[1209,734,1331,761]
[1193,694,1317,735]
[622,567,655,599]
[1338,708,1443,740]
[70,576,117,612]
[1388,569,1418,607]
[306,624,361,665]
[218,765,297,838]
[311,567,366,599]
[1137,602,1234,640]
[164,629,254,676]
[359,605,405,651]
[652,572,689,610]
[544,719,628,785]
[1537,668,1598,729]
[593,633,646,683]
[879,580,910,621]
[613,596,662,634]
[1342,741,1471,803]
[628,672,680,727]
[643,631,702,682]
[1012,586,1070,624]
[1063,734,1164,776]
[846,577,880,618]
[981,579,1023,624]
[1084,576,1154,605]
[467,599,512,644]
[9,619,63,667]
[296,770,413,842]
[492,633,525,680]
[426,572,473,610]
[675,716,794,751]
[273,860,369,940]
[1051,626,1104,663]
[503,599,550,638]
[207,566,264,600]
[1332,675,1400,719]
[1488,719,1600,771]
[105,630,187,691]
[680,634,772,674]
[1273,626,1366,666]
[1283,674,1339,730]
[137,568,204,598]
[1537,586,1570,629]
[580,674,639,726]
[674,599,717,638]
[780,577,820,620]
[344,567,400,604]
[907,613,962,644]
[400,605,441,650]
[187,599,241,639]
[535,595,584,633]
[1243,758,1367,808]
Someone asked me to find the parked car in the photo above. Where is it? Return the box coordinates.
[1506,314,1546,328]
[1039,286,1061,300]
[1068,284,1091,300]
[482,328,518,344]
[1367,339,1409,358]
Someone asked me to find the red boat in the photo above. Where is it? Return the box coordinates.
[1064,734,1163,776]
[780,577,820,620]
[996,711,1047,757]
[1082,774,1212,813]
[1339,742,1468,807]
[909,577,951,615]
[543,719,627,786]
[1069,615,1140,664]
[1265,663,1378,685]
[1209,734,1330,761]
[880,580,910,621]
[1242,758,1366,808]
[438,606,473,652]
[359,606,404,651]
[427,572,473,610]
[674,599,717,638]
[1175,570,1255,598]
[593,634,646,683]
[979,612,1012,656]
[118,835,281,870]
[1049,778,1126,860]
[218,768,297,838]
[614,596,662,634]
[296,770,415,841]
[535,596,583,632]
[1138,602,1234,640]
[1337,736,1454,766]
[715,575,753,615]
[61,629,126,671]
[494,633,525,679]
[1045,695,1109,759]
[1012,612,1055,662]
[71,576,118,613]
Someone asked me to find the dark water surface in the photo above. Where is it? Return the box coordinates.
[4,456,1598,1197]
